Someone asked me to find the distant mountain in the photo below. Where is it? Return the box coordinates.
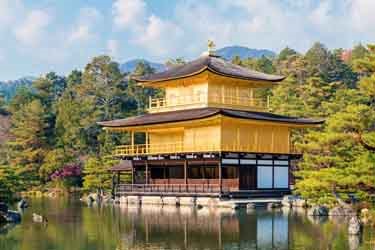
[120,59,165,73]
[216,46,276,61]
[0,77,34,101]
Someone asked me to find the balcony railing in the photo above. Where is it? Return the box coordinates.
[115,183,226,195]
[114,142,221,156]
[114,142,299,157]
[148,93,270,112]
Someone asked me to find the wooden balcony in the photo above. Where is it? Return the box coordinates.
[114,142,220,156]
[148,93,270,113]
[113,142,299,157]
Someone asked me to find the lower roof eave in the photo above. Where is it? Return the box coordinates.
[98,107,325,130]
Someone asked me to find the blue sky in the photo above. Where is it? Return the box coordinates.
[0,0,374,80]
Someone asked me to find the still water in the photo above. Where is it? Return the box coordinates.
[0,198,374,250]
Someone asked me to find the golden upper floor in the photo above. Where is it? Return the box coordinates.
[134,54,285,113]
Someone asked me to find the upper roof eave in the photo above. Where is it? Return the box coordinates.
[132,55,285,85]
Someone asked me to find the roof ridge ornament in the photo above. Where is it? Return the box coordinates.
[207,40,216,56]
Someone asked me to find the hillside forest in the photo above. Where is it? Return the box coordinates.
[0,42,374,205]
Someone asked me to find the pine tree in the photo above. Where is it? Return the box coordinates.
[295,44,375,204]
[0,92,7,115]
[82,156,117,192]
[8,100,48,187]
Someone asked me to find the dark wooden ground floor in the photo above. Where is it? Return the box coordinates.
[112,152,298,198]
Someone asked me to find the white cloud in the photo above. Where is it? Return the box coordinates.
[14,9,51,46]
[135,15,183,56]
[0,0,23,27]
[107,39,120,57]
[112,0,184,56]
[68,7,101,43]
[113,0,146,30]
[69,25,91,43]
[0,49,4,62]
[351,0,375,32]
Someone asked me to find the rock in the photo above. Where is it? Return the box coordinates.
[329,206,356,217]
[32,213,47,223]
[0,223,16,234]
[308,206,329,216]
[17,199,28,210]
[348,235,360,250]
[0,202,8,213]
[293,199,307,208]
[267,202,282,209]
[231,204,240,210]
[282,195,294,207]
[114,197,120,204]
[0,213,6,223]
[4,210,21,223]
[102,195,113,204]
[348,216,362,235]
[119,196,127,204]
[282,195,308,208]
[360,208,370,224]
[196,204,203,209]
[246,203,256,210]
[360,208,369,216]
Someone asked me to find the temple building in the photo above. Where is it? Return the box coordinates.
[98,43,324,199]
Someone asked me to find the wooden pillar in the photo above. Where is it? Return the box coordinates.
[145,131,149,153]
[145,160,149,185]
[184,160,188,185]
[131,131,135,153]
[131,164,134,185]
[219,158,222,193]
[250,88,254,106]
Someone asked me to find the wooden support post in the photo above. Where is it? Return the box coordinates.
[145,131,149,153]
[219,158,222,193]
[131,131,135,153]
[250,88,254,106]
[145,160,149,185]
[184,160,188,185]
[131,164,134,185]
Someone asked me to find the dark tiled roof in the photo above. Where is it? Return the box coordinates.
[98,108,324,128]
[134,55,285,83]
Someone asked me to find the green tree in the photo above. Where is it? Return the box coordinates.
[351,44,369,63]
[8,86,35,114]
[304,42,331,78]
[231,55,243,66]
[133,61,155,76]
[278,47,298,61]
[82,156,116,192]
[0,92,7,115]
[39,148,73,182]
[8,100,48,187]
[0,165,21,199]
[295,44,375,204]
[324,49,358,88]
[33,72,67,108]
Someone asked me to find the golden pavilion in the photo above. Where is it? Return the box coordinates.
[98,43,323,198]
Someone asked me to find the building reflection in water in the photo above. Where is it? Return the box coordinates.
[114,205,290,250]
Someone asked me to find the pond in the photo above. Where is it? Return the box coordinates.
[0,198,374,250]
